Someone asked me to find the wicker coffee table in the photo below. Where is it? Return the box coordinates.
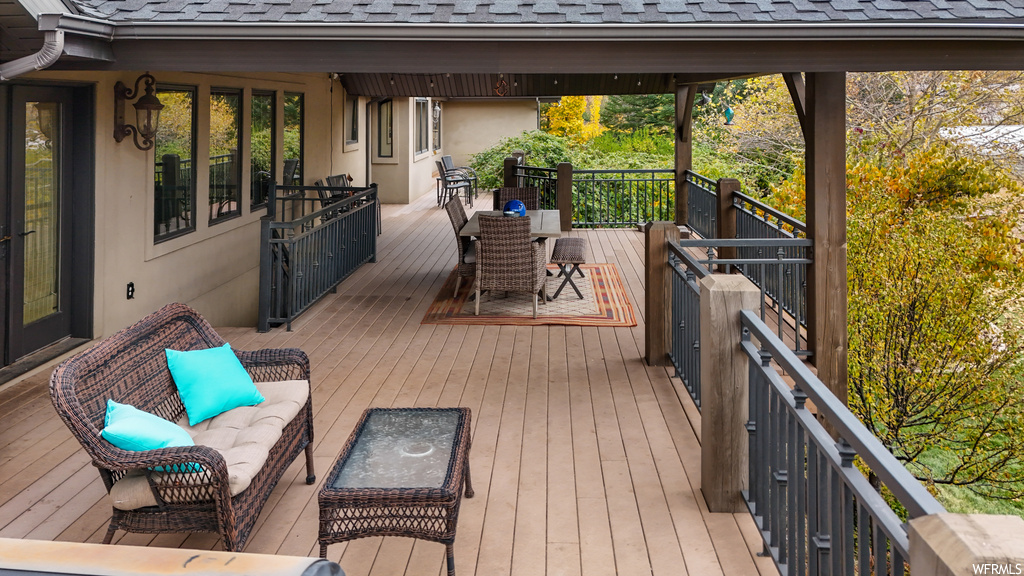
[318,407,473,576]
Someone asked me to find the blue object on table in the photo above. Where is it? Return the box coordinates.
[503,199,526,217]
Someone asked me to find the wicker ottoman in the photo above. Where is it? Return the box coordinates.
[318,407,473,576]
[549,237,587,299]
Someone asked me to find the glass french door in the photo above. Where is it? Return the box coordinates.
[4,86,75,361]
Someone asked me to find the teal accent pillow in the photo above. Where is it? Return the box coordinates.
[101,399,198,472]
[165,343,265,426]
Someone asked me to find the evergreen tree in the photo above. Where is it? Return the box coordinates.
[601,94,674,134]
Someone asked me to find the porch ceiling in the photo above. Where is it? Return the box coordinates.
[339,72,709,99]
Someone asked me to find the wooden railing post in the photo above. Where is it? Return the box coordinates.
[909,514,1024,576]
[716,178,740,261]
[556,162,573,232]
[503,156,519,188]
[700,273,759,512]
[645,222,681,366]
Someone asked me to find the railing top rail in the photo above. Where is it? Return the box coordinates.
[268,186,377,229]
[679,238,813,248]
[682,169,717,189]
[739,309,946,518]
[571,168,675,175]
[733,191,807,233]
[516,164,557,174]
[668,242,711,279]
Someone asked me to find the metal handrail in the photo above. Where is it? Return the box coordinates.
[258,184,378,332]
[741,310,944,574]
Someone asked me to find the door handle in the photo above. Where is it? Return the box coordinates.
[18,230,35,237]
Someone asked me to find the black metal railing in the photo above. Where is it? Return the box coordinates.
[257,183,378,332]
[515,165,558,209]
[684,170,717,239]
[668,242,708,408]
[733,192,809,335]
[571,169,675,227]
[741,311,945,576]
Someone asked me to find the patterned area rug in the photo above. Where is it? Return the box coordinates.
[423,263,636,326]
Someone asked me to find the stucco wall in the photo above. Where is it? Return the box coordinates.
[371,97,441,204]
[26,70,365,336]
[443,99,539,168]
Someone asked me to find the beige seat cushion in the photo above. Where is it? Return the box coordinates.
[109,379,308,511]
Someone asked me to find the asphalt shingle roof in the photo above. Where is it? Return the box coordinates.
[71,0,1024,23]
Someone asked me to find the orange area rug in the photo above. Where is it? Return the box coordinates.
[423,263,636,327]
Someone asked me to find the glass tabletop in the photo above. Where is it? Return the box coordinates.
[332,409,460,489]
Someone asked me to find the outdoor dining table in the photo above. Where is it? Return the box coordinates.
[458,209,562,238]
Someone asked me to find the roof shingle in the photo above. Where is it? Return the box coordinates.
[76,0,1024,24]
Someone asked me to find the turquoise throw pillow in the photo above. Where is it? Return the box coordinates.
[165,343,265,426]
[101,400,198,472]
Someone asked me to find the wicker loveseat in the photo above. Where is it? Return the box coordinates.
[49,303,315,551]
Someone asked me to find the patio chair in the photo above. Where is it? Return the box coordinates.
[441,155,478,199]
[437,160,473,208]
[444,197,476,297]
[493,186,540,211]
[474,215,547,318]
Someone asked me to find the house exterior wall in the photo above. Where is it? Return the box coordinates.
[443,99,539,167]
[23,70,365,335]
[372,97,440,203]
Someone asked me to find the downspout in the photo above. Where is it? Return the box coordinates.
[0,29,65,82]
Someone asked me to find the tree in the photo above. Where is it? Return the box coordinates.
[601,94,674,134]
[544,96,606,144]
[844,142,1024,499]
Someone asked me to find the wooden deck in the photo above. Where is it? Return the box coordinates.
[0,191,775,576]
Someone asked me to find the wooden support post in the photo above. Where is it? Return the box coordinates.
[503,156,519,188]
[716,178,740,262]
[675,83,697,227]
[909,514,1024,576]
[645,221,681,366]
[556,162,573,232]
[700,274,759,512]
[805,72,849,406]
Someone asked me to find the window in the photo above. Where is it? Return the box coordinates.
[209,89,241,223]
[378,99,392,158]
[432,101,441,151]
[415,98,429,155]
[154,86,196,241]
[283,92,304,186]
[250,91,275,209]
[347,96,359,144]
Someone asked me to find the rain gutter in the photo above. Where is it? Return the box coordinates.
[0,13,115,81]
[104,20,1024,43]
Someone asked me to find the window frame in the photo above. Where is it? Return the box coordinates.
[346,95,359,145]
[432,100,442,152]
[250,90,276,211]
[283,91,304,186]
[153,83,198,244]
[208,87,242,225]
[377,99,393,158]
[415,98,429,155]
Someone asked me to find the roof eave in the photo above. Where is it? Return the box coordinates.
[58,19,1024,43]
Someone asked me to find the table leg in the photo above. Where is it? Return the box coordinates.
[319,543,328,559]
[446,543,456,576]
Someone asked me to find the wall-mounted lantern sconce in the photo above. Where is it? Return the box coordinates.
[114,72,164,151]
[432,101,441,122]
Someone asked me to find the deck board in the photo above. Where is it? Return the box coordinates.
[0,190,773,575]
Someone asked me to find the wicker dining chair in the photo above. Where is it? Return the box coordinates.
[493,186,540,211]
[444,197,476,297]
[474,215,547,318]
